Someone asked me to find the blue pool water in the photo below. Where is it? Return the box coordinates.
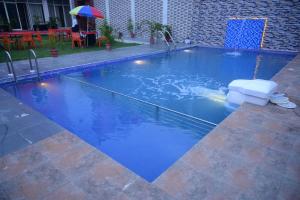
[2,47,295,182]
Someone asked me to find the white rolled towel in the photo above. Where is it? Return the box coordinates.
[227,79,278,106]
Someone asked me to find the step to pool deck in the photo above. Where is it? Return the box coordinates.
[0,47,299,199]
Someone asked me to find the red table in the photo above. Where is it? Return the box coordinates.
[80,31,97,47]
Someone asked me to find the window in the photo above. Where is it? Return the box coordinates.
[29,4,45,25]
[0,2,8,25]
[6,3,21,29]
[47,0,72,27]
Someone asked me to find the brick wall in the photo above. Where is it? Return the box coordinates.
[191,0,300,51]
[135,0,163,38]
[167,0,193,42]
[93,0,106,36]
[109,0,131,36]
[91,0,300,51]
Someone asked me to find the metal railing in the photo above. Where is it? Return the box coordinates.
[28,49,40,81]
[157,30,176,51]
[4,51,17,82]
[164,29,176,49]
[158,31,170,50]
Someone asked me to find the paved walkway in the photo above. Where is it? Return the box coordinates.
[0,46,299,199]
[0,44,185,82]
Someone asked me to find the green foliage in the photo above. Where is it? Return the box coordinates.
[137,20,172,38]
[100,20,114,44]
[47,17,58,28]
[33,15,41,25]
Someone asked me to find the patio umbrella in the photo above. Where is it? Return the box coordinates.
[69,5,104,19]
[69,5,104,45]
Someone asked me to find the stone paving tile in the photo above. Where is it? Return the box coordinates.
[123,178,175,200]
[0,89,64,156]
[49,144,96,178]
[0,142,48,183]
[154,159,238,200]
[0,162,68,200]
[0,132,29,157]
[237,166,283,200]
[43,182,87,200]
[35,131,85,160]
[277,177,300,200]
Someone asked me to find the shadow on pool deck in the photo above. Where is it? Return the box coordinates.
[0,46,299,199]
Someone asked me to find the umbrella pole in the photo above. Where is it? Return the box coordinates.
[86,17,89,47]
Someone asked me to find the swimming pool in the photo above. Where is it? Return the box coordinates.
[2,47,295,182]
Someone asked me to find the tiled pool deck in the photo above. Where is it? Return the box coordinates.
[0,46,299,199]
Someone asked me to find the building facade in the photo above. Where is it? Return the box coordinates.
[0,0,72,30]
[88,0,300,51]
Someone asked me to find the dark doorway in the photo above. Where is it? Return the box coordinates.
[6,3,21,29]
[17,3,30,30]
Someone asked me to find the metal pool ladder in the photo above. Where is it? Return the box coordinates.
[28,49,41,81]
[3,49,40,83]
[158,30,176,52]
[4,51,17,82]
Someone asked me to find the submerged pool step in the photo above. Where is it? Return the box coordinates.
[62,75,217,135]
[138,105,214,135]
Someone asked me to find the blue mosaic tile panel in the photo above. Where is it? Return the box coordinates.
[224,19,265,50]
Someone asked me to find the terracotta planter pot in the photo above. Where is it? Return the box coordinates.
[50,48,58,57]
[106,43,112,51]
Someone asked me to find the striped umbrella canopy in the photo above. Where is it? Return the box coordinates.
[69,5,104,18]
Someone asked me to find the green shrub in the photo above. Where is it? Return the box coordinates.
[100,20,114,44]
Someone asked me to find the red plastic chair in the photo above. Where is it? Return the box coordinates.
[48,29,58,41]
[1,35,15,50]
[71,32,85,48]
[97,36,108,47]
[35,32,43,47]
[20,32,36,49]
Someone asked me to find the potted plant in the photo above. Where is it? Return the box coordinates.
[47,17,58,29]
[106,42,111,50]
[127,18,135,38]
[49,36,58,57]
[100,20,114,48]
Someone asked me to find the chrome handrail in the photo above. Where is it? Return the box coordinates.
[4,51,17,82]
[164,29,176,48]
[28,49,40,81]
[158,30,170,51]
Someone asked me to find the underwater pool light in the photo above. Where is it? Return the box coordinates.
[134,60,146,65]
[183,49,192,53]
[40,82,48,87]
